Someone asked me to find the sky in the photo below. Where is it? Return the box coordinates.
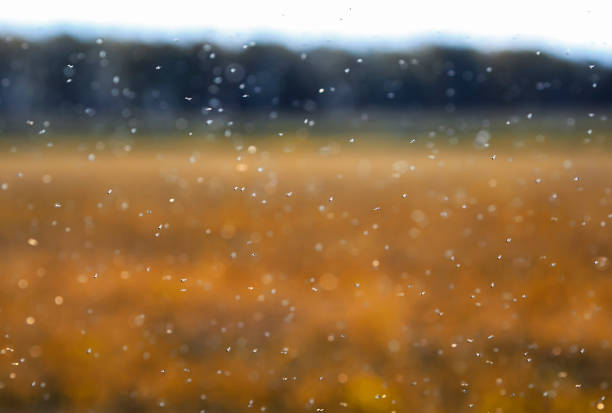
[1,0,611,61]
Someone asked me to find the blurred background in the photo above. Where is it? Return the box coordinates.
[0,2,611,412]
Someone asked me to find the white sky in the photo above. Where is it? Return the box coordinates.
[2,0,611,59]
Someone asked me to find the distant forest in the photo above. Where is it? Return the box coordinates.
[0,35,610,126]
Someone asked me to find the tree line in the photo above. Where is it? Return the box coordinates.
[0,35,609,125]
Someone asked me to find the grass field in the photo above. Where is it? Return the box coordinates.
[0,133,611,412]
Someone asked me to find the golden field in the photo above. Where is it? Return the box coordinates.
[0,134,611,412]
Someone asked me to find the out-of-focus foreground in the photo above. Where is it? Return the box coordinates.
[0,133,610,412]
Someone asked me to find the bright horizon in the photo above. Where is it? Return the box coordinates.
[1,0,611,61]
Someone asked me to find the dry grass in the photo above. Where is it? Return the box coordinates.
[0,138,610,412]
